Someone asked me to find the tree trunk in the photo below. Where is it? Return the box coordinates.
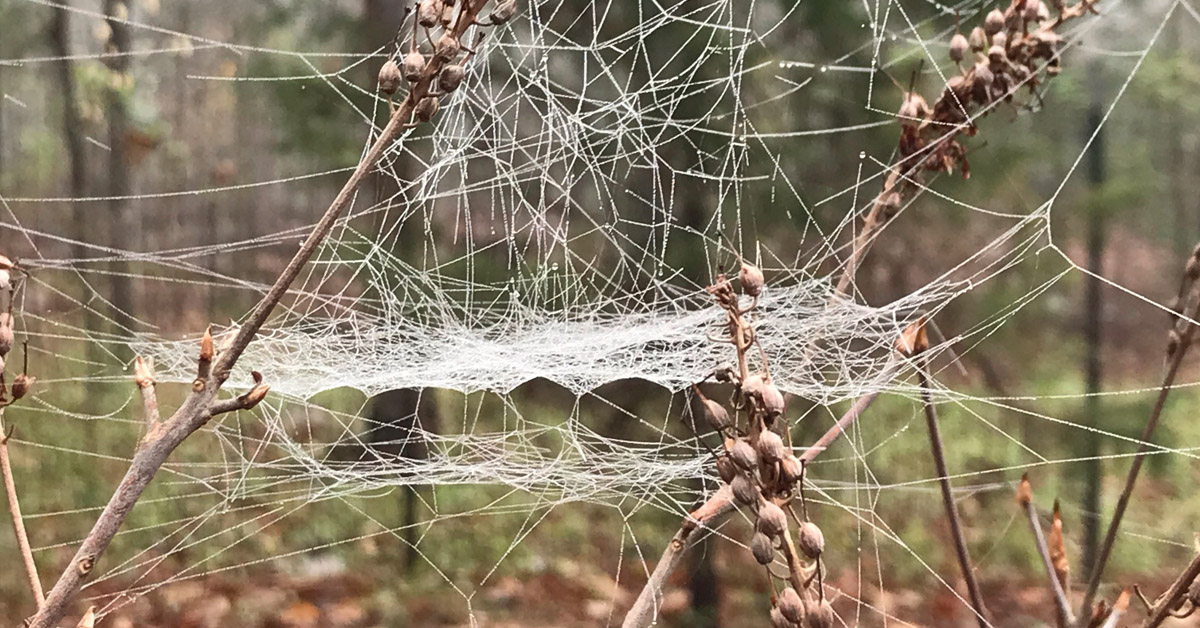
[104,0,135,332]
[50,3,88,262]
[1081,101,1105,580]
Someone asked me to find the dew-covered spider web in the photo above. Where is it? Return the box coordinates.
[1,0,1197,625]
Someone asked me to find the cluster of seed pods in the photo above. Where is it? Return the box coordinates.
[698,258,833,628]
[376,0,517,123]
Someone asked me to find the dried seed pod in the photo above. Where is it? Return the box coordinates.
[701,397,732,432]
[415,96,440,122]
[417,0,441,27]
[806,601,835,628]
[780,455,803,485]
[991,31,1007,50]
[949,32,968,63]
[987,44,1006,64]
[730,438,758,470]
[897,92,929,127]
[778,587,806,624]
[401,51,426,82]
[741,372,767,400]
[944,75,968,102]
[1036,1,1050,20]
[730,473,758,505]
[489,0,517,24]
[973,61,994,86]
[0,269,9,292]
[434,32,461,62]
[968,26,987,52]
[378,60,403,96]
[439,64,465,92]
[739,261,764,296]
[750,531,775,565]
[756,500,787,538]
[756,429,787,463]
[715,455,738,483]
[984,8,1005,35]
[441,0,455,26]
[11,373,33,401]
[1024,0,1043,21]
[760,380,785,418]
[0,313,12,358]
[797,521,825,559]
[770,607,793,628]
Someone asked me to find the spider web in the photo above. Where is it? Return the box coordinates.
[0,0,1194,625]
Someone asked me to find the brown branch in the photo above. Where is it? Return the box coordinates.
[1019,474,1077,626]
[133,356,158,434]
[1141,551,1200,627]
[917,360,988,627]
[620,485,735,628]
[1077,260,1200,623]
[1,409,45,610]
[26,6,491,626]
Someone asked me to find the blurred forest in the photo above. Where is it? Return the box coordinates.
[2,0,1200,627]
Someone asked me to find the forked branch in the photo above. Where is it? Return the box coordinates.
[26,2,499,625]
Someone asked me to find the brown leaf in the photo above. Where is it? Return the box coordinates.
[76,606,96,628]
[1049,499,1070,592]
[896,317,928,356]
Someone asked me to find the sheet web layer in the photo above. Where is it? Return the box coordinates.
[0,0,1189,625]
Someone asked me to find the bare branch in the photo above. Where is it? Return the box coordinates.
[1141,551,1200,627]
[620,485,735,628]
[1078,243,1200,622]
[1,409,45,610]
[27,5,491,625]
[1019,474,1077,626]
[133,356,159,434]
[917,356,988,627]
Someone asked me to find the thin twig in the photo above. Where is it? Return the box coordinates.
[1077,285,1200,622]
[1019,475,1077,626]
[1141,551,1200,627]
[27,6,490,625]
[917,362,988,627]
[1099,589,1129,628]
[1,409,45,610]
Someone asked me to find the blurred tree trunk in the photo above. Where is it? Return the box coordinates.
[50,3,87,261]
[1081,100,1105,580]
[104,0,135,331]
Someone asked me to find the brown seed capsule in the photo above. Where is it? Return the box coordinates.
[984,8,1005,35]
[11,373,33,401]
[750,531,775,565]
[806,601,835,628]
[770,607,794,628]
[1024,0,1043,21]
[778,587,806,624]
[987,44,1006,64]
[439,64,465,92]
[715,455,737,483]
[974,61,994,86]
[780,455,803,485]
[741,372,766,400]
[434,32,461,62]
[949,32,968,63]
[417,0,441,27]
[739,261,764,296]
[378,59,403,95]
[415,96,440,122]
[757,500,787,537]
[756,430,787,463]
[701,397,732,432]
[897,92,929,126]
[968,26,987,52]
[401,51,426,82]
[991,31,1007,50]
[731,473,758,505]
[489,0,517,24]
[797,521,825,559]
[730,438,758,470]
[760,380,785,417]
